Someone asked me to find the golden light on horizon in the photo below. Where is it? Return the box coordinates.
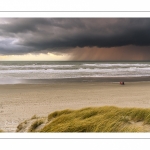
[0,53,70,61]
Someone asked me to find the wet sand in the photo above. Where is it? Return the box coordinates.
[1,81,150,132]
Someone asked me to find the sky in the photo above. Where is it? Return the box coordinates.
[0,18,150,61]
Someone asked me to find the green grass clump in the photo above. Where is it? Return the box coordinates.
[16,120,28,132]
[16,123,24,132]
[48,109,73,121]
[28,120,44,132]
[31,115,37,120]
[39,106,150,132]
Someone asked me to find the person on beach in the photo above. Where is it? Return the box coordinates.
[120,81,124,85]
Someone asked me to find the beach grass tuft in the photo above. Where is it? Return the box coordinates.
[48,109,73,121]
[39,106,150,132]
[31,115,37,120]
[28,119,44,132]
[16,122,24,132]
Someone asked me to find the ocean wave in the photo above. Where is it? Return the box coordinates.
[82,63,150,67]
[0,64,76,70]
[0,67,150,73]
[0,62,150,79]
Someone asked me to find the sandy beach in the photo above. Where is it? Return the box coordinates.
[1,81,150,132]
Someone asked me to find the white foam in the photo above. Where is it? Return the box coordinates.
[82,63,150,68]
[0,64,75,69]
[0,62,150,79]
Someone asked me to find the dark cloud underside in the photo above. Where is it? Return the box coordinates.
[0,18,150,60]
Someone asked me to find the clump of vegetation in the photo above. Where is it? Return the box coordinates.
[48,109,73,121]
[16,122,24,132]
[31,115,37,120]
[16,120,28,132]
[39,106,150,132]
[28,119,44,132]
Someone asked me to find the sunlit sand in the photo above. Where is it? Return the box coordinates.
[0,81,150,132]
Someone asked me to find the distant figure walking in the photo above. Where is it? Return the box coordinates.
[120,81,124,85]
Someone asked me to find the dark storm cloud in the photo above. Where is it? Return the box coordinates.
[0,18,150,55]
[0,39,34,55]
[0,18,85,34]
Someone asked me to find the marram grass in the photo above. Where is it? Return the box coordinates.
[39,106,150,132]
[28,119,44,132]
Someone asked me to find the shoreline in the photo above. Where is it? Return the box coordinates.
[1,76,150,85]
[1,81,150,132]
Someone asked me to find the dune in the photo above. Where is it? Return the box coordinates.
[16,106,150,132]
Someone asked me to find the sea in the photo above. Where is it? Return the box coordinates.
[0,61,150,84]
